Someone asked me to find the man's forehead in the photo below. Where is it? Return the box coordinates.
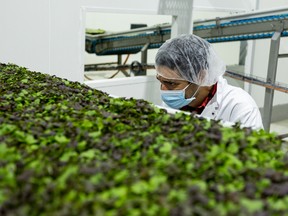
[156,66,185,81]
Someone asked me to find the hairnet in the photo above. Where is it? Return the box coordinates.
[155,34,226,86]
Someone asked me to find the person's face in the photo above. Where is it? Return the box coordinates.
[156,66,200,99]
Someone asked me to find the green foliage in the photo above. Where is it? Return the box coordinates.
[0,63,288,215]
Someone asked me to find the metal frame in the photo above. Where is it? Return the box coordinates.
[263,31,282,131]
[141,43,150,75]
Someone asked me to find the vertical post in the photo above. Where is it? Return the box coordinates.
[117,54,122,65]
[239,41,248,66]
[171,15,179,38]
[141,43,149,75]
[157,0,194,38]
[263,31,281,131]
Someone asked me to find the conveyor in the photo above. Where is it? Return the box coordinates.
[85,7,288,131]
[86,8,288,55]
[85,24,171,55]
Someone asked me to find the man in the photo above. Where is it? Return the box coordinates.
[155,34,263,130]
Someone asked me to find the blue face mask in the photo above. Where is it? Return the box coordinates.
[160,83,199,109]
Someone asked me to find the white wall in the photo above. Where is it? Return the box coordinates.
[0,1,50,73]
[0,0,161,82]
[0,0,254,83]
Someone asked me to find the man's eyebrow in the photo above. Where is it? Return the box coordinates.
[158,77,180,83]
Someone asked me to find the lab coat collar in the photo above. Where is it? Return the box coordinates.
[207,76,226,107]
[200,76,227,119]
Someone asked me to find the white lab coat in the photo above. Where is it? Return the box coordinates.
[201,76,263,130]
